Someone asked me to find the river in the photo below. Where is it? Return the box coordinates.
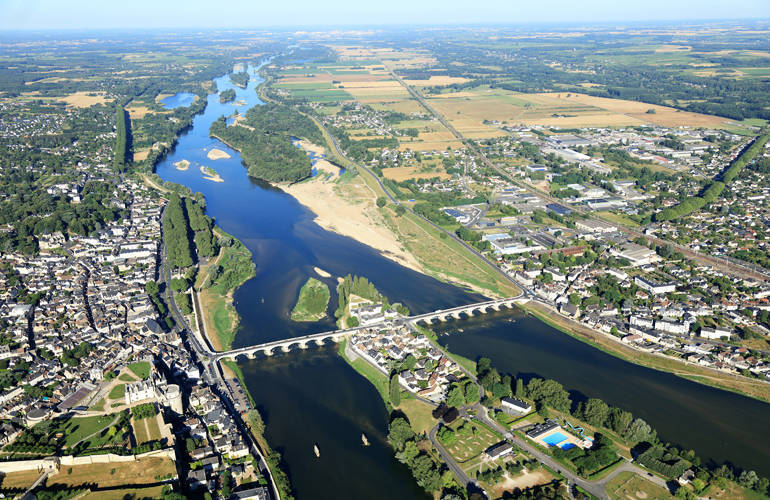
[155,61,770,497]
[155,63,477,500]
[433,308,770,477]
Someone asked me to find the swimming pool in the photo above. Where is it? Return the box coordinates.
[542,431,569,447]
[560,443,576,450]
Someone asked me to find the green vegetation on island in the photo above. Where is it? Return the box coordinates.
[219,88,236,103]
[209,103,323,183]
[229,71,250,88]
[290,277,330,321]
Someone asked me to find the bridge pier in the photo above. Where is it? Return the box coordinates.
[262,348,273,357]
[246,352,256,360]
[452,311,462,320]
[491,303,501,311]
[298,341,309,349]
[281,345,291,353]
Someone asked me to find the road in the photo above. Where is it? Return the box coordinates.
[386,67,770,284]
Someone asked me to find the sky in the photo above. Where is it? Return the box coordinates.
[0,0,768,30]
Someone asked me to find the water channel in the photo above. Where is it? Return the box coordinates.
[155,62,770,497]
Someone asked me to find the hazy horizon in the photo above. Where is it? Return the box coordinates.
[1,0,769,31]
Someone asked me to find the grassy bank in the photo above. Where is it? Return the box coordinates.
[196,227,256,350]
[523,302,770,403]
[337,340,438,435]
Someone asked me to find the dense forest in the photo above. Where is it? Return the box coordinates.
[209,103,322,183]
[113,106,131,173]
[219,88,236,103]
[163,193,194,269]
[229,71,249,88]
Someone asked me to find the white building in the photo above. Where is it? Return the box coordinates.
[700,327,732,340]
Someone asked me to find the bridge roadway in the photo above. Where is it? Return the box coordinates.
[213,295,524,361]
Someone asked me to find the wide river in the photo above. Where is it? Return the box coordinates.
[156,62,770,496]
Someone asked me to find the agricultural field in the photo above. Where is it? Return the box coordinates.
[426,86,736,134]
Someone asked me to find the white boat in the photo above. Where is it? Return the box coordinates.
[361,433,370,446]
[313,444,320,457]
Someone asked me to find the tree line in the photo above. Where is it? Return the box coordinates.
[656,133,769,222]
[113,106,131,173]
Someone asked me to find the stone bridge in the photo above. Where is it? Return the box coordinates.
[213,296,525,362]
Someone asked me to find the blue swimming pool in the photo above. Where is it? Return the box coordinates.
[560,443,576,450]
[542,432,569,447]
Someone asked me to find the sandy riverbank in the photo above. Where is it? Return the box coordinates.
[283,175,424,274]
[207,148,231,160]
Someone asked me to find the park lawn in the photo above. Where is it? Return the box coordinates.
[48,457,176,490]
[443,420,500,463]
[30,414,122,449]
[89,398,105,412]
[395,396,437,435]
[118,373,136,382]
[108,384,125,400]
[290,277,330,321]
[82,484,167,500]
[606,471,674,500]
[128,361,151,379]
[133,418,149,444]
[705,480,769,500]
[146,415,162,442]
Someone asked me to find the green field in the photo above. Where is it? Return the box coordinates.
[108,384,126,400]
[290,277,330,321]
[128,361,151,379]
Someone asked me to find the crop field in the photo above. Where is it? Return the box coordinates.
[404,75,471,87]
[426,86,736,132]
[382,166,451,182]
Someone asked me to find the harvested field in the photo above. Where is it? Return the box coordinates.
[383,166,451,181]
[540,92,735,128]
[60,91,110,108]
[404,76,471,86]
[133,149,150,162]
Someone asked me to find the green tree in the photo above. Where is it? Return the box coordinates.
[446,385,465,407]
[376,196,387,208]
[515,378,525,398]
[388,418,415,451]
[394,205,406,216]
[464,382,480,403]
[580,398,610,428]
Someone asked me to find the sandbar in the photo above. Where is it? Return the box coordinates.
[207,148,231,160]
[284,176,423,273]
[200,165,224,183]
[174,159,190,171]
[314,267,331,278]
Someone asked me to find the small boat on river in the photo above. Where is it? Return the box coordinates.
[361,433,370,446]
[313,444,320,457]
